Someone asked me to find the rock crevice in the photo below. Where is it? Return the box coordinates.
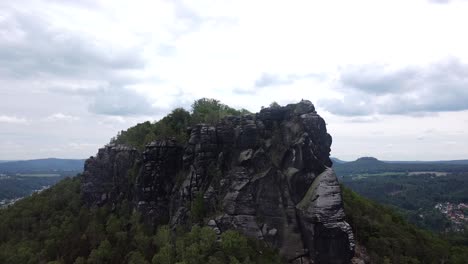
[81,100,354,263]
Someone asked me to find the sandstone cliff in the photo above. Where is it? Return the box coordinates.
[81,100,355,263]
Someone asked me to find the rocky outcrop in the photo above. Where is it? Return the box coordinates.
[81,100,354,263]
[136,140,183,226]
[296,168,354,263]
[82,144,138,206]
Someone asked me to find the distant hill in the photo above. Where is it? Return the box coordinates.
[0,158,85,174]
[352,156,386,165]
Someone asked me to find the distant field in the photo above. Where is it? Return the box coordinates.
[16,173,61,177]
[351,171,450,179]
[408,171,448,177]
[352,172,406,179]
[333,157,468,177]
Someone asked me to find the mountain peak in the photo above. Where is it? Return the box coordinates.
[81,100,354,263]
[355,157,384,163]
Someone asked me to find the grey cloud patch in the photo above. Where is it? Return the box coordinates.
[0,4,157,118]
[253,72,325,88]
[319,59,468,116]
[428,0,468,4]
[255,73,296,87]
[47,86,104,96]
[232,87,257,95]
[0,8,145,80]
[170,0,237,36]
[234,72,325,96]
[319,95,375,117]
[429,0,452,3]
[158,44,177,57]
[47,0,103,9]
[172,0,204,33]
[339,66,417,95]
[347,116,381,123]
[88,87,157,116]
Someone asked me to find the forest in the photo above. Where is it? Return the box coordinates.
[0,177,282,264]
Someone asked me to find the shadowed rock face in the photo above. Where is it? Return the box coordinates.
[81,144,138,206]
[81,100,354,263]
[136,140,183,226]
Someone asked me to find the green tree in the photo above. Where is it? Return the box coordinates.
[73,257,86,264]
[88,239,112,264]
[154,226,172,248]
[152,245,174,264]
[269,102,280,108]
[128,251,150,264]
[190,193,206,223]
[220,231,249,261]
[106,214,122,237]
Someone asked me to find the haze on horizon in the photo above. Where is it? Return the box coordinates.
[1,0,468,161]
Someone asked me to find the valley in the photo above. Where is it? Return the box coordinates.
[336,158,468,233]
[0,159,84,207]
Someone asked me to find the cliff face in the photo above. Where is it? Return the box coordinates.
[81,100,354,264]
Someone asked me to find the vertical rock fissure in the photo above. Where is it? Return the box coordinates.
[81,100,355,264]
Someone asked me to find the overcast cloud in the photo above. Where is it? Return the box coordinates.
[319,59,468,116]
[1,0,468,160]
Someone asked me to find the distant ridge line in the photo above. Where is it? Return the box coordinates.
[332,157,468,165]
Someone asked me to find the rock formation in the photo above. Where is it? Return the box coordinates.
[81,144,138,206]
[81,100,355,263]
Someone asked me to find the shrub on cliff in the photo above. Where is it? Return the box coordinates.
[111,98,250,149]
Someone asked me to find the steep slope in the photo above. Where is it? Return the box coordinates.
[81,100,355,263]
[343,187,468,264]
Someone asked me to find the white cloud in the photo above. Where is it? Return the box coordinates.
[0,115,28,124]
[45,113,79,122]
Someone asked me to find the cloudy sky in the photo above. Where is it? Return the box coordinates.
[1,0,468,161]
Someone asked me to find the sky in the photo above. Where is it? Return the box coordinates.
[1,0,468,161]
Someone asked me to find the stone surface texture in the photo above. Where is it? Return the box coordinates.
[81,100,354,263]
